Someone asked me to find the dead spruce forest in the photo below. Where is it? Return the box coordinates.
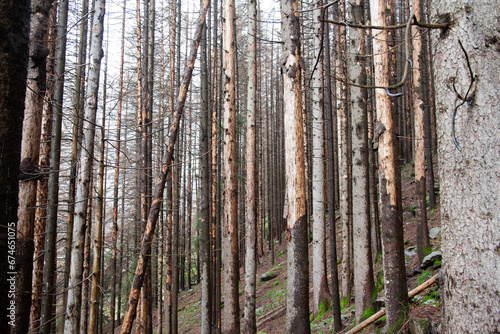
[0,0,498,333]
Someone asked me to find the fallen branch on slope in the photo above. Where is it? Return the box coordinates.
[344,274,438,334]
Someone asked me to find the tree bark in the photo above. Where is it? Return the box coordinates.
[370,0,408,329]
[40,0,69,331]
[280,0,310,331]
[222,0,240,331]
[30,6,55,326]
[323,12,343,332]
[199,2,212,331]
[243,0,257,332]
[0,1,30,332]
[63,1,106,332]
[13,1,53,332]
[411,0,430,262]
[88,57,107,334]
[430,1,500,332]
[348,0,375,323]
[311,0,331,317]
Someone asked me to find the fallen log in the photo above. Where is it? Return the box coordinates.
[344,274,438,334]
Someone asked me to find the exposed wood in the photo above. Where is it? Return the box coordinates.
[280,0,310,331]
[370,0,409,328]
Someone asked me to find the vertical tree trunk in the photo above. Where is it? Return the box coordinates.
[63,1,106,332]
[40,0,69,331]
[348,0,375,323]
[336,0,352,303]
[30,5,56,327]
[13,1,54,332]
[430,1,500,332]
[211,1,222,330]
[323,12,343,333]
[200,1,212,331]
[62,0,89,321]
[0,1,30,333]
[370,0,408,329]
[222,0,240,331]
[281,0,310,331]
[110,1,126,332]
[89,56,107,334]
[243,0,257,332]
[411,0,430,261]
[164,0,177,331]
[79,196,92,334]
[311,0,331,317]
[187,106,193,291]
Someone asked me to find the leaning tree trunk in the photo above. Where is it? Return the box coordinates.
[370,0,408,330]
[119,1,211,332]
[63,1,106,332]
[280,0,310,332]
[13,1,54,332]
[430,1,500,332]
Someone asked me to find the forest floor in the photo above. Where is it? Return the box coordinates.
[125,160,442,333]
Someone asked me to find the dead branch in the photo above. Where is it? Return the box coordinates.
[344,274,438,334]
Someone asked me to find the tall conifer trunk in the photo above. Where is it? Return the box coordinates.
[222,0,240,331]
[63,1,106,332]
[281,0,310,331]
[243,0,257,331]
[370,0,408,329]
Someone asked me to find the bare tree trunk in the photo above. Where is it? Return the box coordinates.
[13,1,54,332]
[62,0,89,321]
[243,0,257,332]
[110,1,126,332]
[370,0,408,329]
[311,0,331,317]
[89,56,107,334]
[79,196,92,334]
[119,1,211,331]
[222,0,240,331]
[199,2,212,332]
[411,0,430,262]
[323,12,342,333]
[40,0,69,331]
[30,6,56,326]
[187,106,193,291]
[280,0,310,331]
[430,1,500,331]
[348,0,375,323]
[63,1,106,332]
